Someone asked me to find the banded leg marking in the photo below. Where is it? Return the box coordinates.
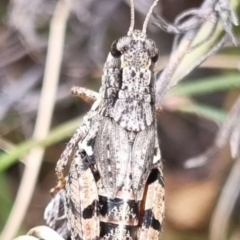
[99,196,139,239]
[97,170,140,239]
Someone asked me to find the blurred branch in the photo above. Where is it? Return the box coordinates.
[175,101,227,122]
[199,54,240,70]
[15,83,72,115]
[8,0,54,50]
[0,117,82,172]
[229,105,240,158]
[0,138,15,153]
[185,95,240,168]
[0,1,70,239]
[0,174,13,230]
[0,31,29,67]
[155,0,239,104]
[157,54,240,71]
[0,65,43,121]
[167,73,240,97]
[209,156,240,240]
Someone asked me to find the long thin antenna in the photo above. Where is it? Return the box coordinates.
[142,0,160,34]
[128,0,135,34]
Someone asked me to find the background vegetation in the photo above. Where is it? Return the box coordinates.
[0,0,240,239]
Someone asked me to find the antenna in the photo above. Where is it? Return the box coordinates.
[128,0,135,34]
[142,0,159,34]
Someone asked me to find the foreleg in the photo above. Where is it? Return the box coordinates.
[55,97,101,189]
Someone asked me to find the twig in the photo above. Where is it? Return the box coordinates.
[0,1,70,240]
[155,0,239,104]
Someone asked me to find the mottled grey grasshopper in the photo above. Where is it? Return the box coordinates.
[45,0,164,239]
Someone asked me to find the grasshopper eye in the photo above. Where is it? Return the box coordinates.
[110,40,121,58]
[145,39,158,63]
[151,52,159,63]
[116,36,131,53]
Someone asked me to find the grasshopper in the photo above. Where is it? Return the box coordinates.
[45,0,164,239]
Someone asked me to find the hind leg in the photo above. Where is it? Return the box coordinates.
[138,161,165,239]
[44,187,70,239]
[66,145,100,240]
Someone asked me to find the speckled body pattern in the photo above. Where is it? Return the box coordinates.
[45,28,165,239]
